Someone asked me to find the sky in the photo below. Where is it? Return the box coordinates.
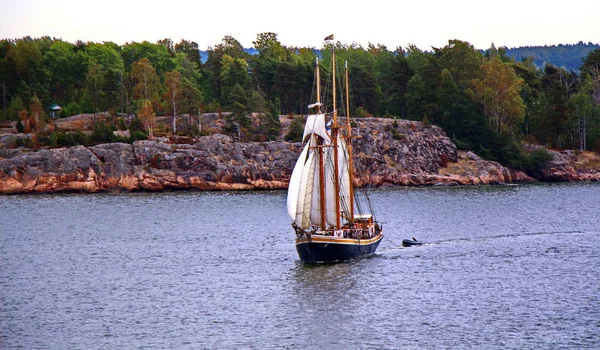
[1,0,598,51]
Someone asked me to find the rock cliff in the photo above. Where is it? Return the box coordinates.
[0,118,597,194]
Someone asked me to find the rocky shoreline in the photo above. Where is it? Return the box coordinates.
[1,118,599,194]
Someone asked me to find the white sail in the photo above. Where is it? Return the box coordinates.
[303,114,329,142]
[336,136,352,220]
[321,136,351,226]
[287,144,309,220]
[323,146,337,226]
[295,142,315,228]
[287,111,359,229]
[310,150,323,226]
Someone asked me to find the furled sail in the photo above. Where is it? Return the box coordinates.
[303,114,329,142]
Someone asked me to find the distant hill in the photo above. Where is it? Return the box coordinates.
[503,42,600,71]
[199,48,257,62]
[200,42,600,72]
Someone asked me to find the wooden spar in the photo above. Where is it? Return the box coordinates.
[332,43,341,229]
[315,57,326,229]
[316,57,321,113]
[345,61,355,223]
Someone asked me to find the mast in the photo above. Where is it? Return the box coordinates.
[316,57,321,113]
[345,61,355,223]
[331,41,341,229]
[316,56,326,229]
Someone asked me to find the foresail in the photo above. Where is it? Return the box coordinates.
[287,144,309,220]
[298,145,317,228]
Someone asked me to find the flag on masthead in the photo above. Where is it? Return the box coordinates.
[324,34,334,41]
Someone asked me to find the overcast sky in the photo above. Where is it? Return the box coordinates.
[1,0,598,50]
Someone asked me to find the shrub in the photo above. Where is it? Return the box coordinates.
[285,117,304,142]
[63,102,83,117]
[129,117,144,132]
[91,123,117,144]
[523,148,553,177]
[392,129,405,140]
[117,118,127,131]
[129,130,148,143]
[16,119,24,133]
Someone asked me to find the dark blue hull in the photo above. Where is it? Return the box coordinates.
[295,235,383,263]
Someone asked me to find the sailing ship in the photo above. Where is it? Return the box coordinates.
[286,35,383,263]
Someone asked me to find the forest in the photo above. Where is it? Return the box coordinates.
[1,33,600,173]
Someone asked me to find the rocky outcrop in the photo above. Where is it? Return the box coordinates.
[349,119,532,186]
[0,134,297,194]
[0,118,597,194]
[533,148,600,182]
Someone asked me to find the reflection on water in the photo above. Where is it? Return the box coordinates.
[1,183,600,349]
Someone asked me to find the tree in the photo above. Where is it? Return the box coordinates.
[172,53,203,115]
[157,38,175,57]
[469,59,525,133]
[539,65,577,148]
[29,94,45,126]
[164,70,182,134]
[380,51,413,117]
[205,36,249,104]
[85,43,125,113]
[253,32,289,61]
[570,76,597,151]
[43,40,77,104]
[7,96,24,121]
[229,83,250,132]
[174,39,201,66]
[220,55,250,107]
[138,99,155,139]
[405,74,426,120]
[432,67,494,157]
[256,100,281,141]
[84,59,105,112]
[131,58,160,109]
[285,116,304,142]
[436,40,484,89]
[122,41,173,76]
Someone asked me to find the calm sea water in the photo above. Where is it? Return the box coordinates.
[1,183,599,349]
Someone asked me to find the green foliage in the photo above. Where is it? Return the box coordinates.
[129,117,145,132]
[91,122,118,144]
[16,119,24,133]
[256,101,281,141]
[49,131,90,147]
[523,147,553,176]
[391,129,404,140]
[129,130,148,142]
[405,74,425,120]
[285,116,304,142]
[504,42,600,72]
[7,96,24,121]
[1,34,599,165]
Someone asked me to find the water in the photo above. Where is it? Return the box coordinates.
[1,183,599,349]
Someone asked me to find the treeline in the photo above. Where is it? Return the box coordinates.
[504,42,600,72]
[1,33,600,171]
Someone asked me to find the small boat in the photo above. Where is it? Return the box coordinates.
[287,35,383,263]
[402,237,423,247]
